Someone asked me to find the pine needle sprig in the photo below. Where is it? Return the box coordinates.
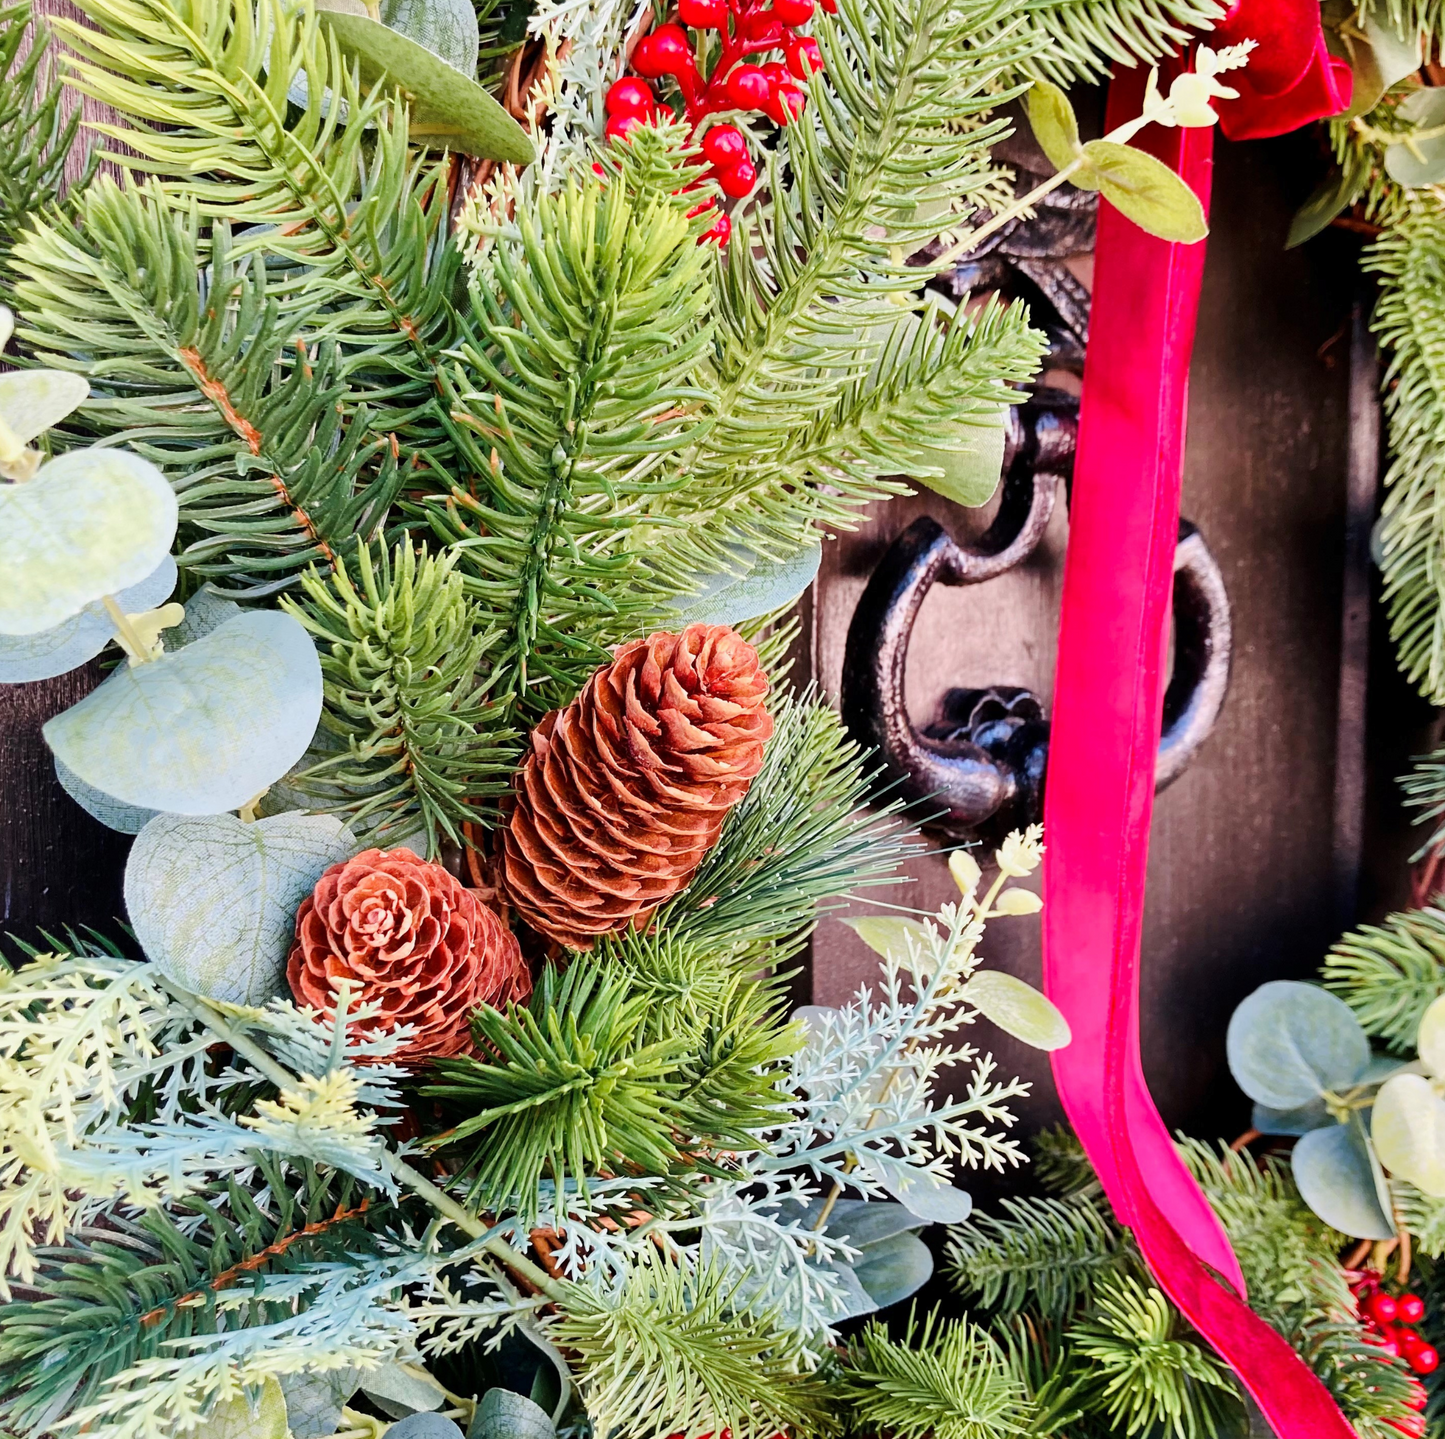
[1005,0,1228,85]
[1320,905,1445,1053]
[1028,1124,1104,1202]
[1066,1273,1245,1439]
[944,1194,1125,1323]
[0,1,82,289]
[1400,744,1445,860]
[551,1247,835,1439]
[837,1306,1035,1439]
[283,541,515,852]
[12,182,405,594]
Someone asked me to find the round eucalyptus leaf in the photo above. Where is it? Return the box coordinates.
[169,587,244,648]
[1226,980,1370,1109]
[361,1361,449,1419]
[125,811,355,1006]
[1251,1099,1332,1137]
[1373,1072,1445,1196]
[880,1169,973,1224]
[0,369,89,455]
[1026,78,1082,174]
[817,1198,928,1248]
[814,1257,878,1321]
[959,969,1071,1051]
[44,610,323,814]
[195,1377,288,1439]
[1416,994,1445,1078]
[1386,88,1445,187]
[850,1229,934,1311]
[469,1387,556,1439]
[0,448,177,635]
[1287,166,1363,249]
[1292,1123,1396,1239]
[55,757,159,836]
[912,404,1008,509]
[1075,140,1208,243]
[0,555,177,683]
[279,1369,360,1439]
[317,8,533,162]
[670,543,821,629]
[388,1416,465,1439]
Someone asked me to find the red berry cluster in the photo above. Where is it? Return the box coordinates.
[1350,1272,1435,1434]
[604,0,826,242]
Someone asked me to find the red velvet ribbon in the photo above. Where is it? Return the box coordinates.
[1040,9,1355,1436]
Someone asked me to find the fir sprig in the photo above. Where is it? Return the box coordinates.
[838,1307,1035,1439]
[1321,906,1445,1053]
[284,541,514,852]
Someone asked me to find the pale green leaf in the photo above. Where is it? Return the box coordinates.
[125,810,355,1006]
[1418,993,1445,1077]
[912,405,1008,509]
[880,1169,973,1224]
[959,969,1071,1050]
[991,887,1043,916]
[44,611,323,814]
[669,543,821,629]
[280,1368,361,1439]
[0,369,89,455]
[380,0,479,75]
[1386,88,1445,187]
[361,1362,449,1419]
[0,555,176,683]
[1292,1122,1396,1238]
[1374,1072,1445,1196]
[470,1388,555,1439]
[842,915,932,962]
[195,1377,288,1439]
[317,10,534,162]
[392,1418,465,1439]
[1287,166,1362,248]
[1026,78,1083,173]
[1076,140,1208,243]
[0,448,177,635]
[55,756,159,835]
[1226,980,1370,1109]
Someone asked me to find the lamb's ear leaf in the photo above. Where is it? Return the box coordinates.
[959,969,1071,1051]
[670,543,821,628]
[44,611,322,815]
[0,449,177,635]
[317,8,534,162]
[0,555,177,683]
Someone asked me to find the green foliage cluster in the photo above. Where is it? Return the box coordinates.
[1322,904,1445,1053]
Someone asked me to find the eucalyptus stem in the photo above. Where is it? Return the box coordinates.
[101,595,153,662]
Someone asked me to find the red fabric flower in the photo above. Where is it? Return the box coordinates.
[287,848,530,1063]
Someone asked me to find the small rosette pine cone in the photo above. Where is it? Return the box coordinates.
[288,848,531,1064]
[503,624,774,949]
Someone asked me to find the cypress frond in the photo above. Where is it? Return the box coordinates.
[12,181,405,594]
[0,1,82,289]
[1320,905,1445,1053]
[943,1194,1125,1323]
[282,541,516,853]
[1066,1274,1245,1439]
[414,125,720,721]
[551,1247,835,1439]
[1367,208,1445,704]
[837,1307,1035,1439]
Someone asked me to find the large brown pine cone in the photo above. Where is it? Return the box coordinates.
[288,848,531,1064]
[503,624,774,949]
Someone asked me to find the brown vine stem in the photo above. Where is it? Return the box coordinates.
[159,977,569,1303]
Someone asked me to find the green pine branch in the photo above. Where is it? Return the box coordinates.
[413,125,720,722]
[1367,208,1445,705]
[0,1162,397,1437]
[0,1,82,293]
[944,1194,1125,1323]
[282,541,516,853]
[1320,905,1445,1053]
[13,181,405,594]
[551,1246,834,1439]
[837,1307,1036,1439]
[1007,0,1227,85]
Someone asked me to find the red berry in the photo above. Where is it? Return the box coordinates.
[1371,1293,1401,1326]
[606,77,655,115]
[1403,1331,1427,1357]
[762,61,789,87]
[1401,1293,1427,1325]
[717,156,757,197]
[1387,1416,1428,1438]
[1412,1344,1440,1374]
[1380,1335,1403,1359]
[786,36,823,76]
[632,25,696,79]
[702,123,747,167]
[772,0,814,21]
[818,0,836,11]
[605,112,644,140]
[776,81,805,121]
[700,212,732,245]
[679,0,729,25]
[1406,1377,1429,1411]
[725,64,771,109]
